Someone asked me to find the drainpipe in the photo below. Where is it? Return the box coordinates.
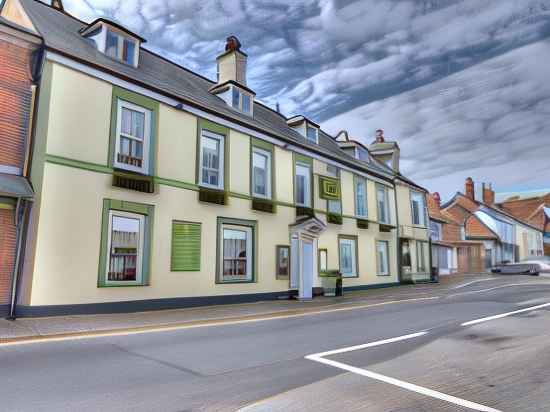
[7,199,31,320]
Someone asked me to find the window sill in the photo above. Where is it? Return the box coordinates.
[216,279,256,284]
[98,283,149,288]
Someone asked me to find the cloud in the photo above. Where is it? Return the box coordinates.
[322,40,550,199]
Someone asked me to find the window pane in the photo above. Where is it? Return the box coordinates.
[242,94,251,113]
[232,88,240,108]
[253,151,268,196]
[278,247,289,276]
[201,135,222,187]
[106,30,118,58]
[377,186,388,223]
[306,126,317,142]
[356,180,367,216]
[377,241,388,275]
[108,215,140,282]
[123,38,135,65]
[296,164,310,206]
[328,200,341,214]
[339,239,356,276]
[223,228,249,280]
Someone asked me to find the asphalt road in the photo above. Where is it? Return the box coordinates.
[2,276,550,412]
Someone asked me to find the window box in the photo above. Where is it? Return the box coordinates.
[296,206,315,218]
[357,219,369,229]
[327,213,343,225]
[112,170,154,193]
[198,187,227,205]
[252,197,276,213]
[379,224,393,232]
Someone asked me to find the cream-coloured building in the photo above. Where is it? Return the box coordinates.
[2,0,430,315]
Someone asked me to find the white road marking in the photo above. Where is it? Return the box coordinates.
[447,282,550,298]
[452,278,497,289]
[307,356,502,412]
[309,332,428,358]
[461,302,550,326]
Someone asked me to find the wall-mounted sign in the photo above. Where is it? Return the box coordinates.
[319,176,340,200]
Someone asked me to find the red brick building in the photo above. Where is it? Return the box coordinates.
[497,192,550,256]
[0,14,39,316]
[428,192,485,274]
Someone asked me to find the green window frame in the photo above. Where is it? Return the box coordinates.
[338,235,359,278]
[171,221,201,271]
[250,138,276,201]
[354,175,368,218]
[98,199,154,287]
[293,154,313,208]
[216,217,258,284]
[196,118,230,191]
[376,240,390,276]
[109,86,159,176]
[275,245,290,279]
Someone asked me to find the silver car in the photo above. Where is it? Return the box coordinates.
[491,256,550,276]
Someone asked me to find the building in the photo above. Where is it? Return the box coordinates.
[497,191,550,256]
[441,178,544,271]
[0,0,436,316]
[428,192,486,274]
[0,9,38,317]
[336,130,432,283]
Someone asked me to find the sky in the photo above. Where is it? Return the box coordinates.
[59,0,550,200]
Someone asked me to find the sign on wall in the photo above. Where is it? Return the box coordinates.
[319,176,340,200]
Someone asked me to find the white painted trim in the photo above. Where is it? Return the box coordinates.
[44,52,394,187]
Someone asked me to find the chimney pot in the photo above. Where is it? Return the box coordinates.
[482,182,495,205]
[375,129,385,143]
[433,192,441,207]
[465,177,475,200]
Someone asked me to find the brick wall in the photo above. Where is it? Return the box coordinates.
[0,209,16,305]
[442,222,462,242]
[0,37,33,170]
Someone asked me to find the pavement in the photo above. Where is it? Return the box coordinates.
[2,273,492,341]
[1,273,550,411]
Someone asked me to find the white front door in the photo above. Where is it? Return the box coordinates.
[300,238,314,300]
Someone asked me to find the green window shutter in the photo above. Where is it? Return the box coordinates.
[171,222,201,271]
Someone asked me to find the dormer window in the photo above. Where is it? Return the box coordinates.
[306,125,318,143]
[106,30,137,66]
[287,116,320,144]
[210,82,255,116]
[232,87,252,114]
[80,18,145,68]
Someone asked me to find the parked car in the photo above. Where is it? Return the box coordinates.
[491,256,550,276]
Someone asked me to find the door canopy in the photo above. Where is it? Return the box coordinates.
[289,216,327,238]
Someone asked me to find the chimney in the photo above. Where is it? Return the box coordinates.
[482,183,495,205]
[52,0,64,10]
[433,192,441,208]
[465,177,475,200]
[216,36,247,86]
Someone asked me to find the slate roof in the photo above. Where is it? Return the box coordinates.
[13,0,393,180]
